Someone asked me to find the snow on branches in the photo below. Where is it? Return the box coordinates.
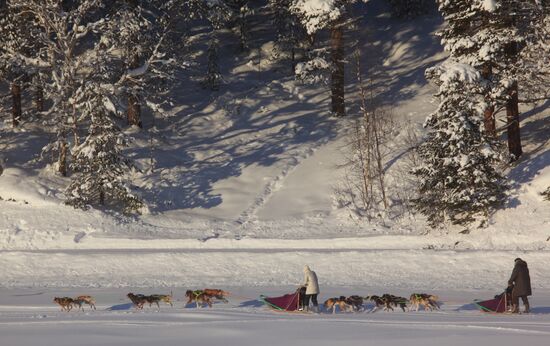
[66,102,143,214]
[290,0,343,35]
[5,0,190,213]
[414,61,507,227]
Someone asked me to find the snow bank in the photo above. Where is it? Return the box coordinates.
[0,168,60,207]
[1,246,549,290]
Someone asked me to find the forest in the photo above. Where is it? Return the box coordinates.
[1,0,549,229]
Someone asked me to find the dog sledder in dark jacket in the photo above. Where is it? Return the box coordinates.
[508,258,532,313]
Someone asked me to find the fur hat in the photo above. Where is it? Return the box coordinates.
[514,258,523,262]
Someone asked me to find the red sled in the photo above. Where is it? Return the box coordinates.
[260,287,305,312]
[474,291,511,313]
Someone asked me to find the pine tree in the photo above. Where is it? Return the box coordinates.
[66,87,143,214]
[102,0,191,128]
[201,0,232,90]
[224,0,253,51]
[9,0,109,176]
[269,0,305,70]
[203,37,223,91]
[413,62,507,226]
[291,0,358,117]
[436,0,543,160]
[517,5,550,103]
[437,0,510,135]
[0,5,43,127]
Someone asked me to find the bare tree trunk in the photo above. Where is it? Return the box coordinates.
[127,93,142,128]
[480,64,496,136]
[11,82,21,127]
[330,16,346,117]
[127,54,142,128]
[503,25,522,160]
[35,85,44,113]
[354,120,370,209]
[484,106,496,136]
[291,45,296,74]
[72,103,80,147]
[58,139,68,177]
[372,107,388,210]
[506,80,522,160]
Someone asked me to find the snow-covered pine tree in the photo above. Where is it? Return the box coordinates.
[65,85,143,214]
[0,5,43,126]
[543,187,550,201]
[517,4,550,103]
[102,1,157,128]
[9,0,108,176]
[291,0,358,117]
[436,0,514,136]
[413,62,506,227]
[436,0,541,160]
[224,0,253,51]
[388,0,432,18]
[203,37,223,91]
[269,0,306,71]
[201,0,232,90]
[102,0,190,128]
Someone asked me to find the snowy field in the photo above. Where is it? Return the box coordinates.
[2,287,550,346]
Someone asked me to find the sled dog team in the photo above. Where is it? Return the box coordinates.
[323,293,440,314]
[53,258,532,314]
[53,289,230,311]
[53,296,96,312]
[53,290,438,313]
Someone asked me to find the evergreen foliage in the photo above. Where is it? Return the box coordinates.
[413,62,507,226]
[66,89,143,214]
[269,0,305,64]
[203,37,223,90]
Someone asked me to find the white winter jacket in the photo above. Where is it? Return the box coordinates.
[303,266,319,295]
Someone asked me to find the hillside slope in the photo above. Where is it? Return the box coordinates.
[0,0,549,289]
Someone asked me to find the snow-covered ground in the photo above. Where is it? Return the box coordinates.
[2,287,550,346]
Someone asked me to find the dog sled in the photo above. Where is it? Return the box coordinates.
[474,289,512,313]
[260,288,304,312]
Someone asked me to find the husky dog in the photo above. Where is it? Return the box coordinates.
[146,294,173,308]
[127,293,148,309]
[203,289,230,303]
[73,295,96,311]
[185,290,213,308]
[324,296,353,314]
[53,297,75,312]
[409,293,440,311]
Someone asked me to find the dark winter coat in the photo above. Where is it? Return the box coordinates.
[508,259,532,297]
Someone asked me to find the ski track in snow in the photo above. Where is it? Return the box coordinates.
[235,146,319,226]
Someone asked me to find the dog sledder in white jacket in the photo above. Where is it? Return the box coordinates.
[301,265,319,312]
